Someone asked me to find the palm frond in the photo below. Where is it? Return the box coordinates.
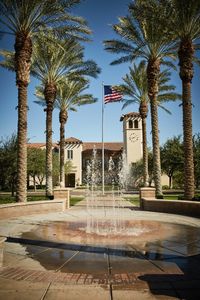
[104,0,177,69]
[0,49,15,72]
[54,76,97,112]
[0,0,91,41]
[118,60,181,113]
[157,104,172,114]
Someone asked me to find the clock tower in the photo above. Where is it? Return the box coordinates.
[120,112,142,167]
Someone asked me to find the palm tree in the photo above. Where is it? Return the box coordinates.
[104,0,176,197]
[33,34,100,196]
[1,35,100,197]
[117,62,181,187]
[162,0,200,199]
[0,0,91,202]
[55,78,97,187]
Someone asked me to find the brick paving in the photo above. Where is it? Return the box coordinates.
[0,267,140,285]
[1,196,200,299]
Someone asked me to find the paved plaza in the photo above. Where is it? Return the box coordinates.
[0,196,200,299]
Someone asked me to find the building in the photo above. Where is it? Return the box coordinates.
[28,112,168,187]
[28,112,142,187]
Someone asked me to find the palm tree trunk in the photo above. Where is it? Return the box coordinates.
[59,110,67,188]
[142,117,148,186]
[139,102,148,186]
[147,59,163,197]
[15,32,32,202]
[44,83,56,198]
[169,175,172,189]
[33,175,36,192]
[178,39,195,200]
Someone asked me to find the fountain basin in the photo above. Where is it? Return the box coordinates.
[22,219,184,247]
[1,207,200,276]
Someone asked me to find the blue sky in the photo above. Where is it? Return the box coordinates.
[0,0,199,148]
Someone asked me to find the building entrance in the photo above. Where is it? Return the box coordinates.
[65,173,76,187]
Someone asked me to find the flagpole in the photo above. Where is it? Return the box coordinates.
[102,82,105,195]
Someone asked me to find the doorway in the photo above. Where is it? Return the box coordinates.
[65,173,76,187]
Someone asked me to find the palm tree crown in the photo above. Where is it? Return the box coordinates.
[55,78,97,112]
[0,1,91,40]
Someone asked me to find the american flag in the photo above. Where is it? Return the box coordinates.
[104,85,123,104]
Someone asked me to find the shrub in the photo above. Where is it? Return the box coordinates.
[192,194,200,201]
[177,195,200,201]
[162,185,169,190]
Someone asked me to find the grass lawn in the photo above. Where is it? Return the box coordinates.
[0,193,85,206]
[124,194,182,206]
[124,196,140,206]
[70,196,85,206]
[163,195,180,200]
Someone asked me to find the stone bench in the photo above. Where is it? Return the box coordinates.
[139,187,200,217]
[0,199,66,220]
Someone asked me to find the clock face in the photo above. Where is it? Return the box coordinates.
[129,133,139,142]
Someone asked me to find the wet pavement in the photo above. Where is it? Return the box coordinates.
[0,196,200,299]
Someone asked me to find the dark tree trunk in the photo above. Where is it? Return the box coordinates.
[178,38,195,200]
[147,59,163,197]
[59,110,68,187]
[169,175,172,189]
[33,175,36,191]
[139,101,148,186]
[44,83,57,198]
[11,175,16,197]
[15,32,32,202]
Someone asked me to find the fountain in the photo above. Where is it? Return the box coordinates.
[7,146,199,278]
[84,148,134,236]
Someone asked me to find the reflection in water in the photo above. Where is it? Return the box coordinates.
[21,220,200,250]
[19,219,200,273]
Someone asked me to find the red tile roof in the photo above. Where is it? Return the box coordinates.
[27,143,59,149]
[27,140,123,152]
[27,143,45,148]
[82,142,123,152]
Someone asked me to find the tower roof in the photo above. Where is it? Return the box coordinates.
[64,137,83,144]
[120,112,140,121]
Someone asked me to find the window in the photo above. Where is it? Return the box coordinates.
[67,150,73,160]
[128,120,133,129]
[134,119,138,128]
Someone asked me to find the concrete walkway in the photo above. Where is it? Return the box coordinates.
[0,196,200,299]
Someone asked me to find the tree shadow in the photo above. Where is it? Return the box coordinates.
[6,235,200,298]
[138,250,200,300]
[6,236,137,258]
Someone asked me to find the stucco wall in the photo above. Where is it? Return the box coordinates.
[65,143,82,185]
[123,117,143,166]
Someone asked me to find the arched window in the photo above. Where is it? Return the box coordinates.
[128,120,133,129]
[134,119,138,129]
